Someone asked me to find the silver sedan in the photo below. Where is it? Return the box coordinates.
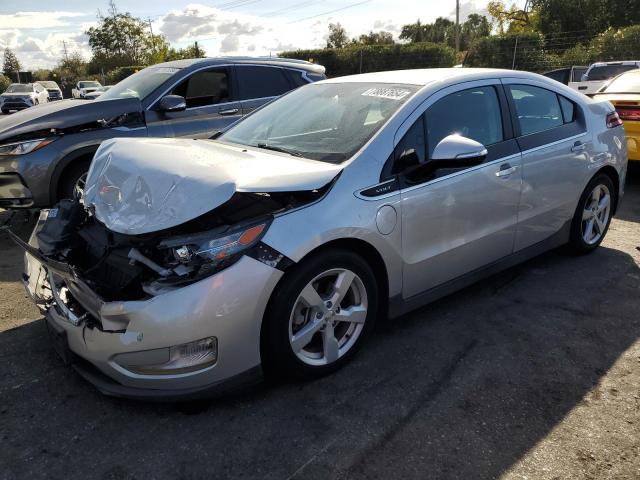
[18,68,628,399]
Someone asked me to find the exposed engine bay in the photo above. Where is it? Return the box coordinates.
[15,187,327,306]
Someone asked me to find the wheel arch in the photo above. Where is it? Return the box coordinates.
[593,165,620,214]
[262,237,391,331]
[49,145,100,204]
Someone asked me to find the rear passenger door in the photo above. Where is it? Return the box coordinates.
[234,65,295,114]
[502,80,589,251]
[145,66,242,139]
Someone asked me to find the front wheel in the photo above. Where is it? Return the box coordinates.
[568,174,615,254]
[57,161,90,201]
[261,250,378,379]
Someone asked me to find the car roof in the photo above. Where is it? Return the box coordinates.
[152,56,326,74]
[589,61,640,67]
[320,68,547,86]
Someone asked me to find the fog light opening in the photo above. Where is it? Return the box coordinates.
[124,337,218,375]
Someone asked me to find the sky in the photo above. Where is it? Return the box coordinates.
[0,0,511,70]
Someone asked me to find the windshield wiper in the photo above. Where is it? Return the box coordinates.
[255,143,303,157]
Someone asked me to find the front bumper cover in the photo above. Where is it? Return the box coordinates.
[12,225,284,400]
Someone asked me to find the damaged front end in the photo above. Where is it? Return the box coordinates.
[14,185,327,318]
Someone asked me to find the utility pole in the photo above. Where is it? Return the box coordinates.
[62,40,69,62]
[148,18,156,56]
[455,0,460,52]
[194,41,200,57]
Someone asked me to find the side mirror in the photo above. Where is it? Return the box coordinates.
[158,95,187,113]
[431,134,487,162]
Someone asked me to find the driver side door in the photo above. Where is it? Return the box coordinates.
[396,81,523,299]
[145,67,242,139]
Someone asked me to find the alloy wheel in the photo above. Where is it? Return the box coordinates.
[288,268,368,366]
[581,184,611,245]
[73,172,88,198]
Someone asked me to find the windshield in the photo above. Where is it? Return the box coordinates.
[39,81,58,89]
[79,81,101,89]
[603,71,640,94]
[220,82,418,163]
[588,65,638,81]
[97,67,178,102]
[5,84,32,93]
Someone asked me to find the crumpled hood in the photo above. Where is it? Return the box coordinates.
[84,137,343,235]
[0,97,142,143]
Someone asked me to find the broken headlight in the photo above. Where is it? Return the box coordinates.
[150,219,272,291]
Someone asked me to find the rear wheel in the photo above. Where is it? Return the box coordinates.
[261,250,378,379]
[569,174,615,254]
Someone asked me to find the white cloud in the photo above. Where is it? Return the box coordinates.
[0,11,85,30]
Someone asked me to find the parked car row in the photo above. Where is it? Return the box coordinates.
[7,66,628,400]
[0,57,326,207]
[544,60,640,96]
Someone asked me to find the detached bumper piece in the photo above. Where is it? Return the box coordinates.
[0,173,34,207]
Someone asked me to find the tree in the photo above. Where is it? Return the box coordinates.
[461,14,491,49]
[2,48,21,79]
[399,20,428,43]
[165,42,208,61]
[326,23,349,48]
[86,2,169,70]
[352,31,394,46]
[531,0,640,39]
[487,1,532,34]
[53,52,88,86]
[0,74,11,93]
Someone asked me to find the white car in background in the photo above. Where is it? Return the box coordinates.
[71,80,103,99]
[0,83,50,113]
[83,86,113,100]
[571,61,640,96]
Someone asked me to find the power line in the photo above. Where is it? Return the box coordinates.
[261,0,326,17]
[288,0,373,24]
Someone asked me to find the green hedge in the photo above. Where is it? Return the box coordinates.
[280,42,456,77]
[465,32,558,72]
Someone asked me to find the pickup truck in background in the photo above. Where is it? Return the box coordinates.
[569,61,640,96]
[543,65,587,86]
[71,80,103,99]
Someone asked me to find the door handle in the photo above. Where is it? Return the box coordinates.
[495,163,518,177]
[571,141,586,152]
[219,108,239,116]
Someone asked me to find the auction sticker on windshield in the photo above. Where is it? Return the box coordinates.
[361,87,412,100]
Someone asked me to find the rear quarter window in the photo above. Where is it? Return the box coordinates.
[236,66,292,100]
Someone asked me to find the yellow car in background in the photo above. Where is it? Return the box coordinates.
[594,70,640,161]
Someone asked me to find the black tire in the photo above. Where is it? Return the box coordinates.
[57,160,91,201]
[1,110,7,115]
[261,249,378,380]
[568,173,615,254]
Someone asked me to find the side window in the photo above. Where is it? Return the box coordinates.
[392,116,426,174]
[171,69,230,108]
[559,95,575,123]
[284,69,309,88]
[237,66,291,100]
[508,85,563,136]
[425,86,503,156]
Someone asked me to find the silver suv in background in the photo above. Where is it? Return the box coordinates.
[14,68,627,399]
[37,81,64,101]
[0,83,49,113]
[571,61,640,96]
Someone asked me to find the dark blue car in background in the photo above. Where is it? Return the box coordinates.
[0,57,325,207]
